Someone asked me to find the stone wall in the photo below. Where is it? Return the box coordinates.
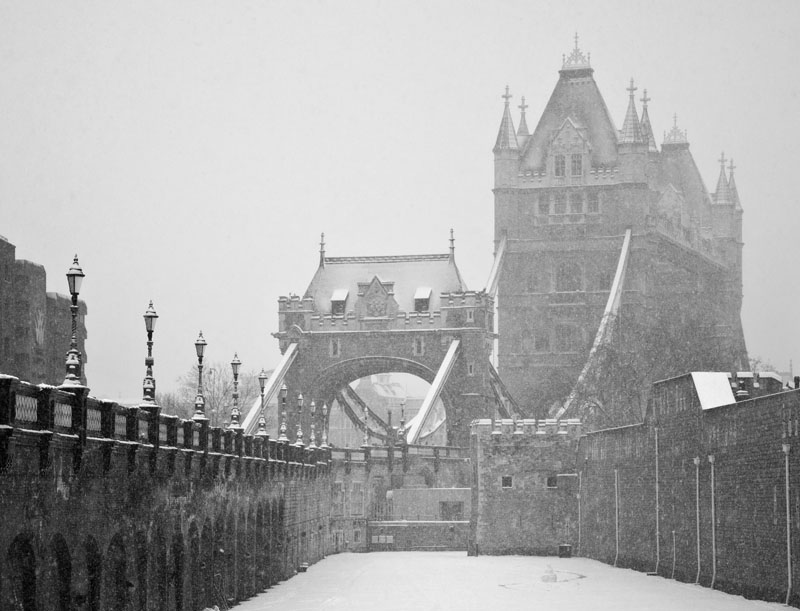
[578,387,800,604]
[0,375,331,611]
[469,418,582,556]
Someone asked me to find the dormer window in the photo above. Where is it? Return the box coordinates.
[571,154,582,176]
[414,287,432,313]
[554,155,566,177]
[331,289,348,316]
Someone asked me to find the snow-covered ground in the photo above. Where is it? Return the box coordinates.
[232,552,785,611]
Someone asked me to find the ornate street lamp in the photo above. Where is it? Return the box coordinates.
[140,301,159,407]
[278,383,289,442]
[320,402,329,449]
[62,255,86,387]
[228,353,243,429]
[192,331,207,420]
[308,401,318,449]
[256,368,269,437]
[295,393,305,447]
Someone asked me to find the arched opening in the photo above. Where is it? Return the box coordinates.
[50,534,71,611]
[133,531,147,611]
[150,525,167,608]
[199,520,213,610]
[187,521,200,611]
[225,512,236,605]
[8,533,37,611]
[236,510,248,601]
[104,533,128,611]
[171,530,184,611]
[212,516,226,608]
[255,504,266,591]
[85,536,102,611]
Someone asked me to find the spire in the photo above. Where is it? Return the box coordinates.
[319,232,326,267]
[619,78,644,144]
[728,159,742,210]
[561,32,591,72]
[517,96,529,137]
[662,113,688,146]
[639,89,658,153]
[714,152,732,205]
[493,85,519,152]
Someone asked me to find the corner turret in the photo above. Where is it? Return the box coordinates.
[493,86,519,188]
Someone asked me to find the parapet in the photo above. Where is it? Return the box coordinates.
[471,418,582,441]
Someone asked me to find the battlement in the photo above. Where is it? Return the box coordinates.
[471,417,582,440]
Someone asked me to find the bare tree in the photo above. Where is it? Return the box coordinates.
[157,361,263,427]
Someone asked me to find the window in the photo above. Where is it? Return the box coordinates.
[331,289,348,316]
[351,481,364,516]
[440,501,465,520]
[467,362,475,376]
[555,261,582,292]
[538,201,550,215]
[571,154,582,176]
[330,338,341,358]
[534,331,550,352]
[353,528,362,544]
[554,155,566,177]
[333,482,344,515]
[501,476,513,489]
[414,287,432,313]
[588,192,600,214]
[413,336,425,356]
[569,192,583,213]
[554,324,580,353]
[466,309,474,322]
[546,475,558,489]
[553,193,566,215]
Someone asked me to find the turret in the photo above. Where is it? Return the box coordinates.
[711,152,736,240]
[639,89,658,154]
[617,78,647,181]
[493,85,519,188]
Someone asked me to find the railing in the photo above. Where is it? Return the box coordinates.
[0,375,331,468]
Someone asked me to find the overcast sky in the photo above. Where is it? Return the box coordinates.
[1,0,798,401]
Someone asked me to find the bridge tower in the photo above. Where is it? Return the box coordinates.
[492,37,748,425]
[246,233,508,449]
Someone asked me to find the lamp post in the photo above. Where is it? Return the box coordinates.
[398,398,407,445]
[362,405,370,448]
[62,255,86,387]
[295,393,305,447]
[256,369,269,437]
[308,401,318,449]
[278,383,289,442]
[140,301,159,407]
[229,353,242,429]
[192,331,207,420]
[320,402,329,449]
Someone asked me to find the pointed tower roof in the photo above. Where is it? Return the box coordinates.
[522,37,618,170]
[639,89,658,153]
[493,86,519,153]
[728,159,742,210]
[517,96,530,137]
[619,78,644,144]
[713,152,733,205]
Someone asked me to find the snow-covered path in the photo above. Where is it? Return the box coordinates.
[232,552,784,611]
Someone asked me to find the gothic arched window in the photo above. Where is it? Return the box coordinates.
[555,261,582,292]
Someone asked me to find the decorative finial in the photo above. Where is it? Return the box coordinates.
[663,113,688,145]
[673,114,677,128]
[718,152,727,168]
[562,34,590,70]
[627,78,637,98]
[502,85,511,105]
[518,96,528,114]
[574,31,579,50]
[319,232,326,266]
[449,228,455,256]
[640,89,650,108]
[728,159,736,176]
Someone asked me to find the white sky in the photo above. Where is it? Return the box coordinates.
[1,0,798,399]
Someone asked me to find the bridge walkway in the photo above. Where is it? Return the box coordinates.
[231,551,782,611]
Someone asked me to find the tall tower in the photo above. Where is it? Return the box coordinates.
[492,38,747,425]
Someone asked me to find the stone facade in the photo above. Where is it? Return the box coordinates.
[469,418,581,556]
[493,42,747,421]
[0,375,331,611]
[0,236,88,386]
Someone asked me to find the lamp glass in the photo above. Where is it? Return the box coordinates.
[144,302,158,332]
[231,354,241,376]
[280,383,288,401]
[258,369,268,391]
[195,332,206,358]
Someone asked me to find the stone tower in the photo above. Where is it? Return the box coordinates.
[492,38,748,425]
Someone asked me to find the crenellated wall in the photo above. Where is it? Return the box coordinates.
[0,375,332,611]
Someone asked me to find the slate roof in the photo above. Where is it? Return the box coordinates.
[521,68,618,170]
[303,254,466,315]
[652,141,714,229]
